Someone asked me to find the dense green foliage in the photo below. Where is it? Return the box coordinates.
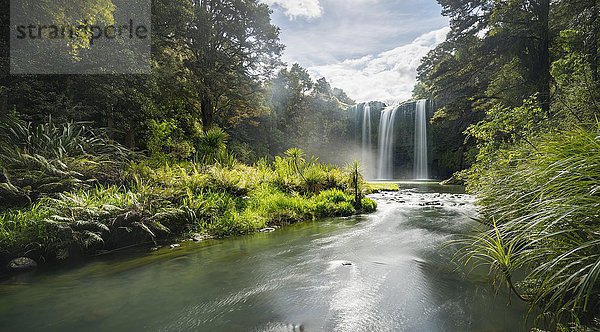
[417,0,600,328]
[2,0,598,328]
[0,113,132,208]
[0,118,375,266]
[416,0,599,174]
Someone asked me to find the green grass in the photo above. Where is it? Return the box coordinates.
[0,114,133,209]
[366,182,400,193]
[0,205,54,259]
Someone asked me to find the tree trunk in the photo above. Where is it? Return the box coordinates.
[106,105,115,140]
[538,0,552,116]
[591,0,599,83]
[201,95,214,130]
[0,90,7,115]
[126,119,136,149]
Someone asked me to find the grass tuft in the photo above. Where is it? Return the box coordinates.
[459,126,600,327]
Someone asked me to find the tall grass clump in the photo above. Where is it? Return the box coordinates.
[0,114,133,207]
[459,125,600,328]
[195,127,234,166]
[0,205,54,259]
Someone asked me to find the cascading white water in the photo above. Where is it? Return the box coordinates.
[361,103,373,177]
[377,104,399,179]
[414,99,429,180]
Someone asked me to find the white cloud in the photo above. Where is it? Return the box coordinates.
[262,0,323,19]
[308,27,450,103]
[267,0,449,67]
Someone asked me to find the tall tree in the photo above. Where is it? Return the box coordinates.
[489,0,552,113]
[553,0,600,83]
[422,0,553,113]
[416,0,558,174]
[176,0,284,129]
[269,64,313,135]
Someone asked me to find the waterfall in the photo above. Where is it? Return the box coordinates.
[414,100,429,180]
[358,99,429,180]
[361,103,372,175]
[377,104,399,179]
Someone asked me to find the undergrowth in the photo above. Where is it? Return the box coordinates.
[0,117,376,266]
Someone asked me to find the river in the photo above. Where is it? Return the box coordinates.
[0,183,528,331]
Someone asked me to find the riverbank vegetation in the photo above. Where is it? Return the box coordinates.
[0,115,375,268]
[416,0,600,329]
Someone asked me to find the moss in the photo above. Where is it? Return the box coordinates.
[366,182,399,193]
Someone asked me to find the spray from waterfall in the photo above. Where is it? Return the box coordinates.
[414,100,429,180]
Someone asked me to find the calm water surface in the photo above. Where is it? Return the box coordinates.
[0,183,529,331]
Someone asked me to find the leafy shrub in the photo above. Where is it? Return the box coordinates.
[44,186,183,254]
[273,155,302,192]
[359,197,377,213]
[0,205,54,258]
[323,167,346,190]
[245,184,314,224]
[147,119,196,161]
[303,164,326,193]
[195,127,230,165]
[0,114,130,160]
[313,189,355,217]
[206,164,258,196]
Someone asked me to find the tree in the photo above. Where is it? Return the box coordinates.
[489,0,552,114]
[421,0,553,113]
[416,0,559,174]
[332,87,354,105]
[228,63,355,163]
[268,64,313,136]
[176,0,284,129]
[553,0,600,83]
[345,160,363,209]
[314,77,332,96]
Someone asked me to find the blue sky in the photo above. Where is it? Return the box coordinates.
[261,0,449,102]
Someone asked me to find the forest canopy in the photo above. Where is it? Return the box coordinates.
[0,0,355,164]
